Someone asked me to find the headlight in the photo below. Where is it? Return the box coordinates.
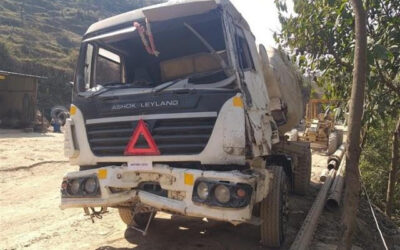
[69,179,81,195]
[196,182,209,200]
[192,180,252,208]
[62,175,100,198]
[214,184,230,203]
[84,178,97,194]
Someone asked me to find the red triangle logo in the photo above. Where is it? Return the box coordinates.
[124,120,160,155]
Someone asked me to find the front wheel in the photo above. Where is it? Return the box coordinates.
[260,166,288,247]
[118,207,155,227]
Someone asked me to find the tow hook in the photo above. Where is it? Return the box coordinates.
[84,207,108,223]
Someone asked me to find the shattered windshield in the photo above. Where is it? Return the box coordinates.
[76,11,233,94]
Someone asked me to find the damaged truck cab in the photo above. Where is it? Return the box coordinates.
[61,0,310,247]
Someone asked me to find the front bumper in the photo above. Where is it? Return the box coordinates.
[60,164,272,224]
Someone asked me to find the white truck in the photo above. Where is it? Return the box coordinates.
[60,0,310,247]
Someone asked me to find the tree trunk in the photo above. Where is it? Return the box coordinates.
[337,0,367,249]
[385,117,400,217]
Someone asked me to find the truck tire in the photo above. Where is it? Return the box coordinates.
[327,131,338,155]
[293,148,311,195]
[118,207,155,227]
[260,166,288,247]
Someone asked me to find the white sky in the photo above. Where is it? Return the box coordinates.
[230,0,293,47]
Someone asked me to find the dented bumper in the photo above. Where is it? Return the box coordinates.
[60,164,272,224]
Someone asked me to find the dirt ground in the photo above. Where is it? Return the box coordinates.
[0,129,66,171]
[0,129,394,250]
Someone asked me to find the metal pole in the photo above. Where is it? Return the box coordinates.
[319,169,330,182]
[327,144,345,169]
[321,144,345,181]
[290,169,336,250]
[326,158,346,210]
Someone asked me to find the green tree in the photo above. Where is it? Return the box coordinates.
[275,0,400,245]
[275,0,399,119]
[338,1,367,248]
[386,117,400,218]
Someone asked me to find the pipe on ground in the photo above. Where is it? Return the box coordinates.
[290,169,336,250]
[326,158,346,210]
[319,169,330,182]
[327,144,345,170]
[321,144,344,181]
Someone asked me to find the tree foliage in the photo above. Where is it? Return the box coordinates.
[275,0,399,122]
[275,0,400,222]
[360,117,400,223]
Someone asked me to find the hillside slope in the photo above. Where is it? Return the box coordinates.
[0,0,163,113]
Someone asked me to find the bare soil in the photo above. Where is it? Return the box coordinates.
[0,129,396,250]
[0,129,66,171]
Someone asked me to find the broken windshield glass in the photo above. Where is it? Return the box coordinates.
[76,10,234,95]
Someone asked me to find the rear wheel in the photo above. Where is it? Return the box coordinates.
[260,166,288,247]
[327,131,338,155]
[293,148,311,195]
[118,207,155,227]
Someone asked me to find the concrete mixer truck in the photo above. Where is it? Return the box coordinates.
[60,0,311,247]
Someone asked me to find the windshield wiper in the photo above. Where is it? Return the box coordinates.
[102,81,152,88]
[86,84,135,98]
[86,86,113,98]
[152,78,184,94]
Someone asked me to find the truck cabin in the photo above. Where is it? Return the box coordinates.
[74,7,253,95]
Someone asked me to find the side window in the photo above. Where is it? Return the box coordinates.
[235,28,255,71]
[84,43,94,90]
[95,48,121,85]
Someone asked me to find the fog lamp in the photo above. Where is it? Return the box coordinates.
[196,182,209,200]
[215,185,230,203]
[84,178,97,194]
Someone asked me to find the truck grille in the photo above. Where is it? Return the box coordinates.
[86,117,217,156]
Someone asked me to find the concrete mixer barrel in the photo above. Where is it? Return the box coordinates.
[258,45,308,134]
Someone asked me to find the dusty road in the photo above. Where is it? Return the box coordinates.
[0,129,330,250]
[0,130,66,171]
